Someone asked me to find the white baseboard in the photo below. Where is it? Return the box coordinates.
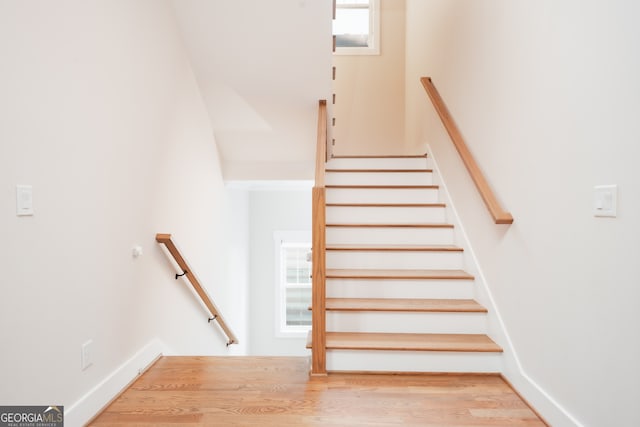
[426,145,583,427]
[502,366,584,427]
[64,338,169,427]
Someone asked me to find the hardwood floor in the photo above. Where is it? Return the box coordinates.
[90,356,546,426]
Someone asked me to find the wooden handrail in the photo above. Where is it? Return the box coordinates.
[421,77,514,225]
[311,99,328,375]
[155,233,238,346]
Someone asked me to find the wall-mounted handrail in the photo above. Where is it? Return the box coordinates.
[311,100,328,375]
[421,77,513,225]
[155,233,238,346]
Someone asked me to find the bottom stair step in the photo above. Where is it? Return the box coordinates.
[307,332,502,353]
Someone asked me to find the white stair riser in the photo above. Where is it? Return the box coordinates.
[326,279,475,300]
[326,188,439,204]
[327,157,429,170]
[326,226,454,245]
[326,312,487,334]
[326,250,463,270]
[326,205,446,224]
[317,153,503,375]
[326,350,502,373]
[325,172,433,186]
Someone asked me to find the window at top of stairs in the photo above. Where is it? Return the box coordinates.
[333,0,380,55]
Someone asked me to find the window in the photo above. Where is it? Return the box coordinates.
[274,231,312,337]
[333,0,380,55]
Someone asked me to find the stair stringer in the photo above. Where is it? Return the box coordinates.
[425,146,508,372]
[427,145,579,426]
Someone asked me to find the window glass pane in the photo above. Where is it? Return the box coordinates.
[280,241,312,330]
[335,33,369,48]
[334,8,369,48]
[283,246,310,285]
[334,8,369,36]
[285,287,312,326]
[334,0,378,54]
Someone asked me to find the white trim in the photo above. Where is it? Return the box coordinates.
[64,339,169,427]
[333,0,380,56]
[427,144,584,427]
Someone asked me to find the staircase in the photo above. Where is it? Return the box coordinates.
[308,154,503,373]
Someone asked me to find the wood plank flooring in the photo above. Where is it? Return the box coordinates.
[89,356,546,426]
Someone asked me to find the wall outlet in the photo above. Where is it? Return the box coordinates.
[81,340,93,371]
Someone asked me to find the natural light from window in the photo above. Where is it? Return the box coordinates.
[274,231,312,337]
[333,0,380,55]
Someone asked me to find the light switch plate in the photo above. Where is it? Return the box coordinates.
[16,185,34,216]
[594,185,617,217]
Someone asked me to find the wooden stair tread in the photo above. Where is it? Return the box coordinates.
[325,298,487,312]
[325,169,433,173]
[330,154,427,159]
[326,185,438,189]
[326,203,446,207]
[307,332,502,353]
[326,244,463,252]
[326,269,474,280]
[326,223,454,228]
[313,151,503,372]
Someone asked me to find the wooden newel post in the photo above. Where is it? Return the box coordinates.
[311,186,327,375]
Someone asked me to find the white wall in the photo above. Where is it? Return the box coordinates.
[0,1,244,424]
[171,0,333,180]
[333,0,407,155]
[223,188,251,355]
[405,1,640,426]
[248,188,312,356]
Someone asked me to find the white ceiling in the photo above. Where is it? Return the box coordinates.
[170,0,333,180]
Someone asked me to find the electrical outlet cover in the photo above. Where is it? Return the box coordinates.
[594,185,617,217]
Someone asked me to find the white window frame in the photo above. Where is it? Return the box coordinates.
[273,231,312,338]
[333,0,381,56]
